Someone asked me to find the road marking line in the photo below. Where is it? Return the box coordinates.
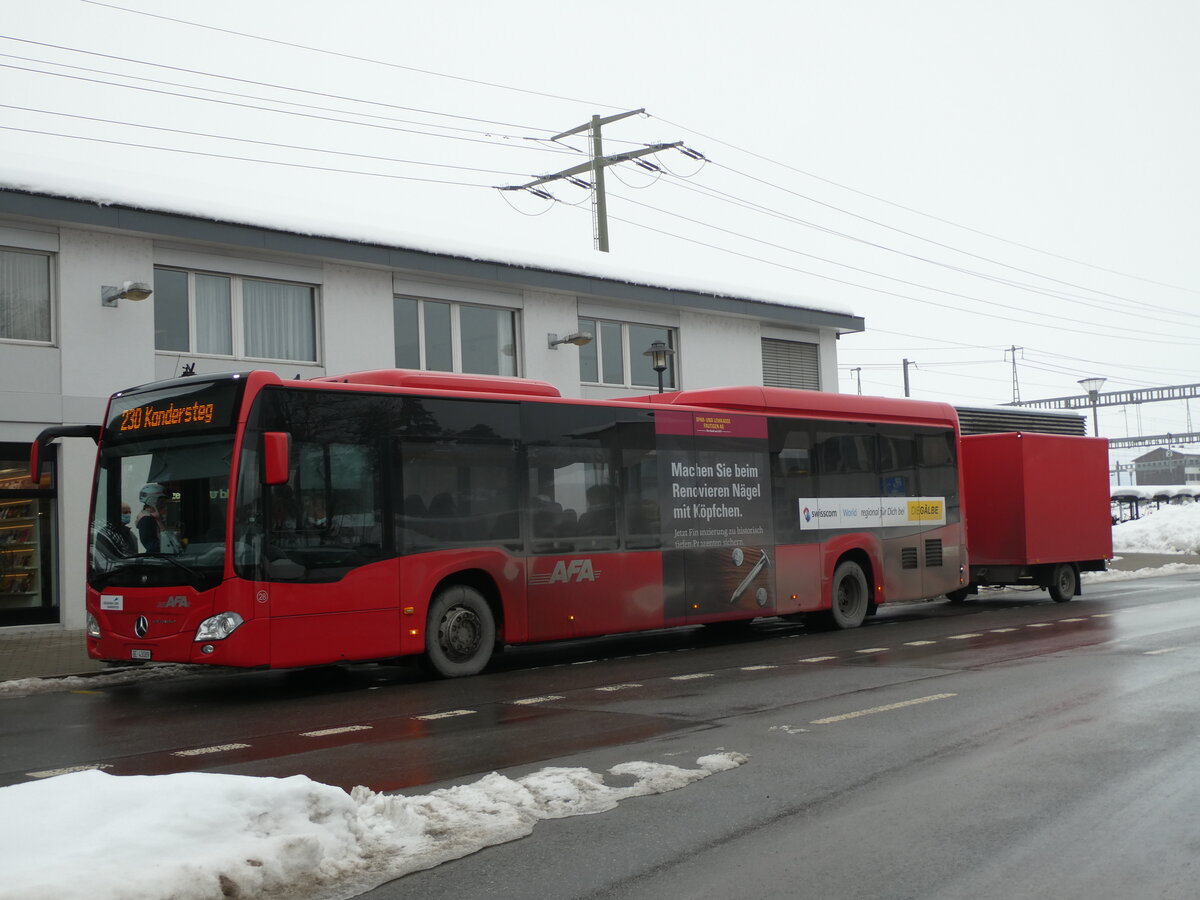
[1145,648,1183,656]
[769,725,811,735]
[948,633,982,640]
[27,763,112,779]
[1091,614,1113,618]
[172,743,251,757]
[300,725,374,737]
[1028,623,1054,628]
[413,709,477,721]
[799,656,837,662]
[741,665,778,671]
[990,628,1018,633]
[510,695,566,705]
[904,640,936,646]
[1061,618,1086,622]
[811,693,957,725]
[856,647,889,654]
[670,673,715,681]
[595,683,642,692]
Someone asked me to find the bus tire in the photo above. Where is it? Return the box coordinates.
[424,585,495,678]
[830,560,870,629]
[1048,563,1077,603]
[945,587,971,603]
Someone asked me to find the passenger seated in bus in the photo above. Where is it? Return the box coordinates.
[577,484,615,536]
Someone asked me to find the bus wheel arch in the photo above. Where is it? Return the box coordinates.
[423,572,502,678]
[829,553,873,629]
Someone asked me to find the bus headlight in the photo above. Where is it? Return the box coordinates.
[86,612,101,639]
[194,612,244,642]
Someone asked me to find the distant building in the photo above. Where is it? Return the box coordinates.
[1131,447,1200,485]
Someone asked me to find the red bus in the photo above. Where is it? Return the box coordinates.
[34,369,966,677]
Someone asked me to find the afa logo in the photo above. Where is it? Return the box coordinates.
[530,558,601,585]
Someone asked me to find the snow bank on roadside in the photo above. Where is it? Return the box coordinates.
[0,752,747,900]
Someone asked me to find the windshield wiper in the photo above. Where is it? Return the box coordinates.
[141,553,204,582]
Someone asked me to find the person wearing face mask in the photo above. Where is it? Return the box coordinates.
[95,501,138,561]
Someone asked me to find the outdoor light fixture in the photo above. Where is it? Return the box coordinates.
[643,339,675,393]
[547,331,593,349]
[1077,376,1107,436]
[101,281,154,307]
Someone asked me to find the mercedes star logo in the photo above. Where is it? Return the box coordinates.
[134,615,149,638]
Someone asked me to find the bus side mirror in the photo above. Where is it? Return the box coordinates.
[30,424,101,483]
[262,432,291,486]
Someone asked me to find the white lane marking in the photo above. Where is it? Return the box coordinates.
[948,633,982,640]
[810,692,957,725]
[769,725,811,735]
[27,763,112,779]
[300,725,374,737]
[171,743,251,757]
[670,673,715,681]
[1061,618,1086,622]
[1028,623,1054,628]
[1091,614,1113,618]
[509,695,565,705]
[595,683,642,692]
[740,665,778,671]
[571,660,597,666]
[413,709,477,721]
[991,628,1018,633]
[855,647,889,654]
[799,656,837,663]
[1145,647,1183,656]
[904,640,936,646]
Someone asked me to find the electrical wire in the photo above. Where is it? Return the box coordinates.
[0,124,498,187]
[0,103,532,178]
[653,114,1200,298]
[598,187,1200,344]
[77,0,625,110]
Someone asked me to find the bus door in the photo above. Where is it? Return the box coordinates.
[656,411,777,625]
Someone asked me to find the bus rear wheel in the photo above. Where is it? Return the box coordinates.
[424,585,495,678]
[830,560,870,629]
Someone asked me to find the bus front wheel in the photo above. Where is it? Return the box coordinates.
[424,585,496,678]
[830,561,870,629]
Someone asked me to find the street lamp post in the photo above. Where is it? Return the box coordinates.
[1077,376,1106,436]
[643,340,675,394]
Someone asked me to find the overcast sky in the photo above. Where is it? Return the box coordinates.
[4,0,1198,467]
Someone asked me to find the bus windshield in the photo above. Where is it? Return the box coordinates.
[89,432,235,591]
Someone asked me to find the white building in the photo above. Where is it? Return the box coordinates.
[0,186,863,631]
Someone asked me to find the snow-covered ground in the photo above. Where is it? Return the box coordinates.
[1110,502,1200,555]
[0,753,746,900]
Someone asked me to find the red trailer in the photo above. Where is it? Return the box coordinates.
[953,431,1112,602]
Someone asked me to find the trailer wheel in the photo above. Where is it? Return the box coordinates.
[1048,564,1078,603]
[830,561,870,629]
[424,585,495,678]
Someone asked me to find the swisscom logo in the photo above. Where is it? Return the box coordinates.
[803,507,812,522]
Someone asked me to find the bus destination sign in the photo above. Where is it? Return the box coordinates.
[105,381,243,441]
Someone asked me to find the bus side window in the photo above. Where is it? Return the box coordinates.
[528,447,616,553]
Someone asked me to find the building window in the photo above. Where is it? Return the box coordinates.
[153,267,318,362]
[393,296,517,376]
[762,338,820,390]
[578,317,676,390]
[0,248,52,343]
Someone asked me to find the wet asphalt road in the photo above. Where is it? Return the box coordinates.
[4,572,1200,898]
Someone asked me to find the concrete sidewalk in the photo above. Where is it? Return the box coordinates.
[1,552,1196,683]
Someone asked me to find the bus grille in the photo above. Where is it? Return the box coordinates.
[925,539,944,567]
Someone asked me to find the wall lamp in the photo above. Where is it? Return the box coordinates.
[643,339,676,393]
[101,281,154,308]
[547,331,593,349]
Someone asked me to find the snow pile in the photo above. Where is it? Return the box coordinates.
[0,664,207,698]
[0,753,746,900]
[1112,503,1200,555]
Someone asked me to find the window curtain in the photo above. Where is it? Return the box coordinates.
[0,250,51,342]
[195,274,232,355]
[243,280,315,361]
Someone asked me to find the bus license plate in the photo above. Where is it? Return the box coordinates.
[131,649,152,661]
